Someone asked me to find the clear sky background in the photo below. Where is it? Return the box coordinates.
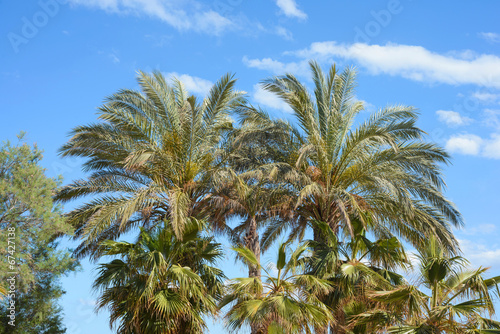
[1,1,500,333]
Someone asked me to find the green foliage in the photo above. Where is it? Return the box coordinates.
[0,135,78,333]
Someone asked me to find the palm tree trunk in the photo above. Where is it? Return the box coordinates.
[246,216,264,334]
[313,225,325,244]
[246,216,261,279]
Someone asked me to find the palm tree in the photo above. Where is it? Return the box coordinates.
[221,242,334,334]
[93,218,226,334]
[239,60,462,254]
[55,71,243,259]
[353,236,500,333]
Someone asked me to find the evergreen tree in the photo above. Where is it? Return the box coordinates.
[0,134,78,333]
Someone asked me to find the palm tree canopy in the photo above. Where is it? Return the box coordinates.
[55,71,243,259]
[93,218,226,334]
[238,60,462,253]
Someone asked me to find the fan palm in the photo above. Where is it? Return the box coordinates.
[239,61,462,253]
[354,236,500,333]
[55,71,243,259]
[93,218,225,334]
[221,242,334,334]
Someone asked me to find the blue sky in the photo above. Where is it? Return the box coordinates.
[1,0,500,332]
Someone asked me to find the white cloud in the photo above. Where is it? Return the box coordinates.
[275,26,293,41]
[242,56,309,76]
[478,32,500,44]
[445,134,482,155]
[165,72,213,96]
[445,132,500,159]
[436,110,472,127]
[67,0,234,35]
[282,42,500,89]
[252,84,292,113]
[275,0,307,20]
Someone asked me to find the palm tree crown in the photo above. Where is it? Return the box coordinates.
[241,60,462,253]
[56,71,243,259]
[93,218,225,334]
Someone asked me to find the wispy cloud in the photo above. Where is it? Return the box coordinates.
[98,49,120,64]
[478,32,500,44]
[164,72,213,96]
[242,56,309,77]
[461,223,497,236]
[275,0,307,20]
[457,224,500,269]
[109,53,120,64]
[459,238,500,269]
[275,26,293,41]
[67,0,234,35]
[473,91,500,103]
[436,110,472,127]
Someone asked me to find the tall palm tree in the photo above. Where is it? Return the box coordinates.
[221,242,334,334]
[55,71,243,259]
[240,60,462,253]
[353,236,500,333]
[93,218,226,334]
